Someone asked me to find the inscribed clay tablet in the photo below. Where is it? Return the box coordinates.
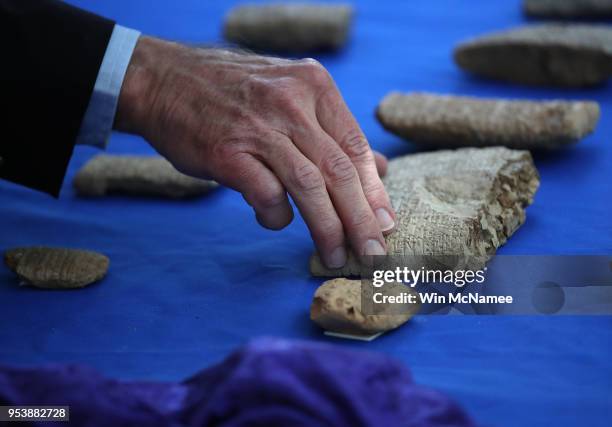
[454,24,612,86]
[310,278,419,335]
[73,155,218,198]
[223,3,354,51]
[524,0,612,18]
[4,247,109,289]
[376,92,600,149]
[310,147,540,277]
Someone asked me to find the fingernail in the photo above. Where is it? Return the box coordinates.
[327,246,347,269]
[363,239,386,257]
[375,208,395,232]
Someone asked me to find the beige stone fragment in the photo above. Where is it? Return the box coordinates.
[310,278,419,335]
[73,155,218,198]
[4,246,109,289]
[223,3,353,51]
[376,92,600,149]
[310,147,540,277]
[454,24,612,86]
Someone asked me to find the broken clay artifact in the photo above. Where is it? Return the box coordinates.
[454,24,612,87]
[73,155,218,198]
[4,246,109,289]
[523,0,612,19]
[376,92,600,149]
[223,3,354,52]
[310,278,419,335]
[310,147,540,277]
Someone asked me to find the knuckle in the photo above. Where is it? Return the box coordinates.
[350,210,374,229]
[253,188,286,210]
[291,162,325,193]
[361,178,386,197]
[299,58,323,68]
[242,76,300,107]
[298,58,332,87]
[322,152,357,186]
[210,138,246,163]
[342,130,372,161]
[209,139,237,162]
[312,219,344,247]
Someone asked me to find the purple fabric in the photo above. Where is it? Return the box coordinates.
[0,338,475,427]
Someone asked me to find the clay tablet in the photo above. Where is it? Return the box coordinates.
[310,278,420,335]
[454,24,612,86]
[524,0,612,18]
[376,92,600,149]
[73,155,218,198]
[310,147,540,277]
[4,247,109,289]
[223,3,353,51]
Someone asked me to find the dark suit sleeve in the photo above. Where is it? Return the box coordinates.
[0,0,114,196]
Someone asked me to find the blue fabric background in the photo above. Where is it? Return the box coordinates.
[1,1,611,425]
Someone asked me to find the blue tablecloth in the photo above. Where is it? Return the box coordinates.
[1,1,611,425]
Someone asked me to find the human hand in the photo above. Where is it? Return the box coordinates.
[115,36,395,269]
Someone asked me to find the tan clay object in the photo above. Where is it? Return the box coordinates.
[376,92,600,149]
[310,278,420,335]
[454,24,612,86]
[310,147,540,277]
[223,3,354,51]
[73,155,218,198]
[4,246,109,289]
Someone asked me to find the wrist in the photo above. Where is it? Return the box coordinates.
[114,36,162,135]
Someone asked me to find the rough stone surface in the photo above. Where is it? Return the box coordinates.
[223,3,353,52]
[454,24,612,87]
[4,247,109,289]
[310,278,419,335]
[376,92,600,149]
[310,147,540,277]
[73,155,218,198]
[524,0,612,18]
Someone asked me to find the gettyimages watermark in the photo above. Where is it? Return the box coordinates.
[358,255,612,315]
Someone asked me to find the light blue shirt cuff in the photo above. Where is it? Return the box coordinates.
[76,25,141,149]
